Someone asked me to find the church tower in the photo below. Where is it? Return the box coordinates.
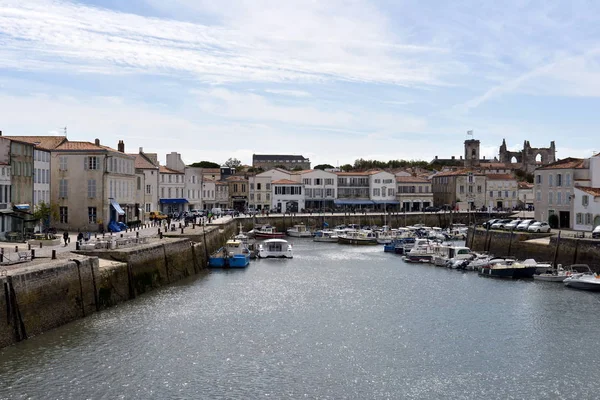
[464,139,481,167]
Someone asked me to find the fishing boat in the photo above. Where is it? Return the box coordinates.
[337,230,378,245]
[253,225,286,239]
[208,239,250,268]
[234,223,250,244]
[313,229,339,243]
[478,258,537,278]
[287,224,313,238]
[258,239,293,258]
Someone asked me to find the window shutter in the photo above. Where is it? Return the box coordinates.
[84,156,88,170]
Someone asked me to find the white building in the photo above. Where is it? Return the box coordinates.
[573,187,600,231]
[249,168,291,211]
[185,167,204,211]
[293,169,337,211]
[486,174,518,210]
[159,166,186,215]
[396,175,433,212]
[130,148,160,218]
[369,170,397,210]
[272,179,304,213]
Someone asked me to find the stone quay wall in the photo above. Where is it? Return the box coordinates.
[0,222,238,348]
[466,228,600,271]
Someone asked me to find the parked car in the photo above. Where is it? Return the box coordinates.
[149,211,168,220]
[527,222,551,233]
[490,219,512,229]
[482,219,500,229]
[592,225,600,239]
[504,219,522,230]
[424,206,440,212]
[516,219,536,231]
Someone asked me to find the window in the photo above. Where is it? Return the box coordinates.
[266,193,270,200]
[146,185,151,194]
[168,188,172,197]
[469,186,473,193]
[266,183,271,190]
[586,213,593,225]
[85,156,98,170]
[326,188,334,197]
[146,203,151,212]
[88,207,97,224]
[504,191,508,198]
[557,192,562,204]
[566,174,571,187]
[325,179,333,185]
[490,191,494,198]
[59,207,68,223]
[315,178,322,185]
[137,177,141,190]
[374,179,381,183]
[535,175,541,184]
[257,183,262,190]
[60,156,68,171]
[548,192,553,204]
[303,178,311,185]
[467,173,474,183]
[477,185,482,193]
[161,187,165,198]
[87,179,96,198]
[512,191,516,198]
[388,188,394,196]
[250,193,255,200]
[250,183,254,190]
[242,184,246,192]
[536,191,541,201]
[257,193,261,201]
[583,195,589,206]
[548,174,553,187]
[498,191,502,198]
[460,185,464,194]
[557,174,562,187]
[59,179,68,198]
[576,213,583,224]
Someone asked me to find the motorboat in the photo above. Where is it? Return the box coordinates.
[313,229,339,243]
[432,245,472,267]
[337,230,378,245]
[403,238,437,263]
[253,225,286,239]
[376,230,395,244]
[208,239,250,268]
[394,237,416,255]
[463,252,494,271]
[478,258,537,279]
[258,239,293,258]
[563,265,600,290]
[287,224,313,238]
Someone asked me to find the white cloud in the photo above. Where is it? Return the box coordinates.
[264,89,311,98]
[0,0,451,86]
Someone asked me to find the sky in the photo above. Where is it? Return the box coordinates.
[1,0,600,167]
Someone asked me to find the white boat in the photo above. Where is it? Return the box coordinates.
[464,253,494,271]
[376,230,395,244]
[258,239,293,258]
[234,223,250,244]
[432,245,472,267]
[535,264,588,282]
[313,229,339,242]
[287,224,313,238]
[563,265,600,290]
[403,238,437,263]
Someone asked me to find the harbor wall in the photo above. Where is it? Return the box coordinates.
[237,212,500,232]
[0,222,238,348]
[467,228,600,271]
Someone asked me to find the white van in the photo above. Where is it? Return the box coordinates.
[211,207,222,217]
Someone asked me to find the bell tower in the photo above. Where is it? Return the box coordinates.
[464,139,481,167]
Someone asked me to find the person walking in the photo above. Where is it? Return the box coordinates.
[63,231,69,247]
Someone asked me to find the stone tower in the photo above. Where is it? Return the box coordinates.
[464,139,481,167]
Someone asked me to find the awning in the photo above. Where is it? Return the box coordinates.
[110,198,125,215]
[372,200,400,205]
[159,198,188,204]
[334,199,374,205]
[14,204,30,210]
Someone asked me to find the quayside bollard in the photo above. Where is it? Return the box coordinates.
[31,249,35,260]
[52,250,56,260]
[27,243,31,250]
[39,242,43,248]
[14,246,18,253]
[181,227,184,234]
[159,232,163,239]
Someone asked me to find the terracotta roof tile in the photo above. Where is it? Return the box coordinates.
[479,163,512,169]
[395,175,430,183]
[537,157,584,170]
[577,187,600,197]
[128,153,158,169]
[55,141,107,151]
[335,171,371,176]
[159,165,183,174]
[272,179,301,184]
[3,135,67,150]
[433,169,483,177]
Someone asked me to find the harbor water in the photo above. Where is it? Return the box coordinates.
[2,240,600,399]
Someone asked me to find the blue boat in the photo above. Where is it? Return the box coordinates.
[208,240,250,268]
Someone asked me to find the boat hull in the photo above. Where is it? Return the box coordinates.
[314,237,338,243]
[338,237,378,245]
[287,231,313,238]
[534,274,567,282]
[478,266,537,278]
[228,254,250,268]
[208,257,226,267]
[255,232,286,239]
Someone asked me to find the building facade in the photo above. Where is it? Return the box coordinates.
[396,175,432,212]
[294,169,337,211]
[159,166,186,215]
[572,187,600,231]
[432,169,487,210]
[227,176,248,210]
[369,171,397,210]
[486,174,518,210]
[252,154,310,171]
[131,148,160,219]
[271,179,304,213]
[334,171,371,209]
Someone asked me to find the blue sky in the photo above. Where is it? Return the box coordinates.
[1,0,600,166]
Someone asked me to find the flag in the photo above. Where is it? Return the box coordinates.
[467,130,473,136]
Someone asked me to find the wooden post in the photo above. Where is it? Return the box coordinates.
[552,231,561,267]
[52,250,56,260]
[507,230,514,256]
[573,238,579,265]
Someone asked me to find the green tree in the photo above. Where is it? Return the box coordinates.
[224,158,242,168]
[189,161,220,168]
[314,164,334,170]
[32,201,59,238]
[340,164,353,172]
[274,165,288,170]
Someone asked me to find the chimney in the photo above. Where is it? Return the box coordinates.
[117,140,124,153]
[95,138,100,146]
[460,156,463,160]
[435,156,438,160]
[139,147,143,153]
[0,130,2,136]
[451,156,455,160]
[483,156,486,160]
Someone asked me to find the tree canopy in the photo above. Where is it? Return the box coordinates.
[314,164,334,170]
[352,158,430,171]
[189,161,220,168]
[224,158,242,168]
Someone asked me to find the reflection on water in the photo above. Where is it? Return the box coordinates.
[2,239,600,399]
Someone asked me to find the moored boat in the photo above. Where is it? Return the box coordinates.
[478,258,537,279]
[258,239,293,258]
[562,265,600,290]
[313,229,339,242]
[254,225,286,239]
[287,224,313,238]
[208,239,250,268]
[337,230,378,245]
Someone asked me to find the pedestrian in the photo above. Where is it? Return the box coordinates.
[63,231,69,246]
[77,232,84,245]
